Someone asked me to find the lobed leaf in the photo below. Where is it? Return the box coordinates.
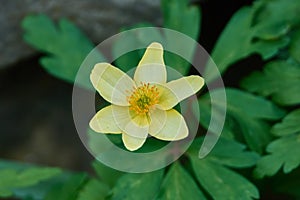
[199,138,259,168]
[158,162,206,200]
[189,137,260,168]
[162,0,201,75]
[254,134,300,178]
[44,173,87,200]
[192,159,259,200]
[198,88,285,153]
[253,0,300,40]
[111,169,163,200]
[241,61,300,106]
[0,160,74,200]
[254,109,300,178]
[77,179,110,200]
[289,30,300,64]
[187,137,259,200]
[188,142,259,200]
[113,23,162,73]
[113,0,201,76]
[271,109,300,137]
[92,160,124,187]
[0,167,61,198]
[204,6,288,83]
[205,0,300,83]
[22,14,106,89]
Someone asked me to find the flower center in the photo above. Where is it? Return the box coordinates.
[128,83,159,115]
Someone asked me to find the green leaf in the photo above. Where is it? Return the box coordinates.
[44,173,87,200]
[198,88,285,153]
[92,160,124,188]
[162,0,201,75]
[77,179,110,200]
[0,160,73,200]
[111,170,163,200]
[13,173,72,200]
[204,6,289,83]
[254,109,300,178]
[253,0,300,40]
[272,109,300,137]
[290,30,300,64]
[158,162,206,200]
[189,151,259,200]
[188,137,259,200]
[0,167,61,198]
[112,0,201,76]
[161,0,200,40]
[198,100,234,139]
[113,23,162,73]
[190,137,260,168]
[241,61,300,106]
[254,134,300,178]
[215,88,285,119]
[22,14,105,89]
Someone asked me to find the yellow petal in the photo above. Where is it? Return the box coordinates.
[90,63,135,106]
[166,75,205,103]
[122,133,147,151]
[156,84,179,110]
[152,109,188,141]
[112,105,149,139]
[134,42,167,84]
[149,108,167,136]
[89,105,122,134]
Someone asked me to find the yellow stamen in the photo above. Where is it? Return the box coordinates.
[127,83,159,115]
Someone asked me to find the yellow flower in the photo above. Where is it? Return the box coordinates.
[89,42,204,151]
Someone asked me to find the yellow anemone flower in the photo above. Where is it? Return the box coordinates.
[89,42,205,151]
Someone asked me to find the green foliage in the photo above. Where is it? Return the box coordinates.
[113,0,201,75]
[111,170,163,200]
[254,134,300,178]
[157,162,206,200]
[92,160,124,187]
[0,167,61,198]
[162,0,201,75]
[22,14,106,89]
[198,88,285,153]
[272,109,300,137]
[204,6,289,83]
[205,0,300,83]
[241,60,300,106]
[77,179,110,200]
[0,160,74,200]
[44,173,87,200]
[254,109,300,178]
[188,137,260,200]
[112,23,165,73]
[0,160,111,200]
[253,0,300,39]
[196,137,260,168]
[161,0,200,39]
[289,30,300,64]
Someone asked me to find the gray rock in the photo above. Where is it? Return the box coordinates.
[0,0,161,68]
